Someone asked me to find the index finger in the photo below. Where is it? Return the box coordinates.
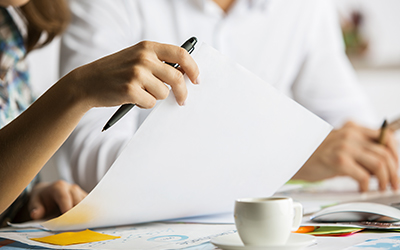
[360,125,399,164]
[357,126,398,158]
[357,125,380,140]
[153,43,199,85]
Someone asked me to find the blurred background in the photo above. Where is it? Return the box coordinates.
[335,0,400,123]
[27,0,400,182]
[336,0,400,67]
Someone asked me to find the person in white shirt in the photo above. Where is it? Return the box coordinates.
[56,0,398,193]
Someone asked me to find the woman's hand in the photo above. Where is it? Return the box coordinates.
[69,41,200,110]
[28,180,87,220]
[0,41,197,216]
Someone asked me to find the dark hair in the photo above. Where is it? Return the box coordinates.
[19,0,70,53]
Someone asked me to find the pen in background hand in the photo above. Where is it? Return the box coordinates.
[378,119,388,145]
[102,37,198,132]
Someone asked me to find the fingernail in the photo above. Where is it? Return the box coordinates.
[195,76,200,85]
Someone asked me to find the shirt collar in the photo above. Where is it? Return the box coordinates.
[249,0,269,9]
[191,0,269,13]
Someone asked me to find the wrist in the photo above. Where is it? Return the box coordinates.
[57,66,93,113]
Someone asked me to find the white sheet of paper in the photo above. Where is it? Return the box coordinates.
[43,43,332,231]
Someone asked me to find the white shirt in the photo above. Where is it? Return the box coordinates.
[56,0,376,191]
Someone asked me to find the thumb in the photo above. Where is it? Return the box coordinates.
[29,195,46,220]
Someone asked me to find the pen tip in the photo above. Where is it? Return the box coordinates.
[102,124,110,132]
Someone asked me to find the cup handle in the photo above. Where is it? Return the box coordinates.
[291,202,303,231]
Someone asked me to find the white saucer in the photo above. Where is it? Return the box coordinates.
[211,233,316,250]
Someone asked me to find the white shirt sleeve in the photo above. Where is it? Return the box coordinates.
[291,0,376,128]
[56,0,142,192]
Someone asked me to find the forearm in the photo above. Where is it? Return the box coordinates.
[0,37,200,213]
[0,71,89,214]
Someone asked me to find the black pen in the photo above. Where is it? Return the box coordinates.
[102,37,197,132]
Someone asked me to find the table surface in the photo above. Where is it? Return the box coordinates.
[3,232,400,250]
[2,178,400,250]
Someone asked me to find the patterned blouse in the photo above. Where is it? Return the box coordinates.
[0,7,36,227]
[0,7,34,128]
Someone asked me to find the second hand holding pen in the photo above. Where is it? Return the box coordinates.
[102,37,198,132]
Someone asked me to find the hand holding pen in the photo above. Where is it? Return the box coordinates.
[102,37,198,131]
[294,120,399,192]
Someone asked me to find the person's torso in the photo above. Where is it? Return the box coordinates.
[120,0,318,124]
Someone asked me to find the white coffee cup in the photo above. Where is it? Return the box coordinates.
[234,197,303,246]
